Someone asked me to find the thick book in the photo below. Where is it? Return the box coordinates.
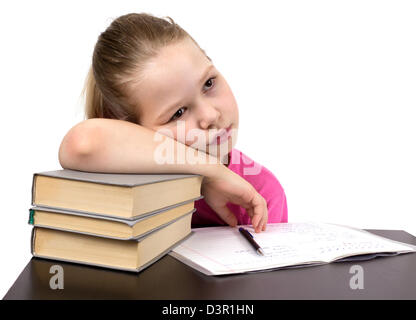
[170,222,416,276]
[31,212,193,272]
[29,199,198,240]
[31,169,203,220]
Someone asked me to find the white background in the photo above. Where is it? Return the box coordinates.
[0,0,415,298]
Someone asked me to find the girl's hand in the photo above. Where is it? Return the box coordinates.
[201,165,268,233]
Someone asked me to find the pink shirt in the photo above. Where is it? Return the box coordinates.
[192,148,288,226]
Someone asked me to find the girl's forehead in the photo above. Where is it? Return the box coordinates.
[143,39,210,84]
[129,40,214,117]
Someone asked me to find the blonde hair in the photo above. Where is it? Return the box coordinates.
[82,13,208,124]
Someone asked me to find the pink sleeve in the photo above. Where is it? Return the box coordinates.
[266,185,288,223]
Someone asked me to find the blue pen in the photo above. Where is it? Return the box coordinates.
[239,227,265,256]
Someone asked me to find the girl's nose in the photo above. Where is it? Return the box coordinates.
[197,104,220,130]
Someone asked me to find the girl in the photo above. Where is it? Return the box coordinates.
[58,13,288,233]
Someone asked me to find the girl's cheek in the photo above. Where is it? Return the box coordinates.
[184,130,208,151]
[175,135,187,146]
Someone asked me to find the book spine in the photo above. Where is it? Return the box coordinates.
[30,173,37,206]
[30,227,36,255]
[28,209,35,225]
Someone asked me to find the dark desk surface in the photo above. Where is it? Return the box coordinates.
[3,229,416,300]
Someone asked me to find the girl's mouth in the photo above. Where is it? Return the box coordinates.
[209,125,232,145]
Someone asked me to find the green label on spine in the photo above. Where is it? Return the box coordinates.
[28,209,35,225]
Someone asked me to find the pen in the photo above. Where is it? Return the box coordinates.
[239,227,265,256]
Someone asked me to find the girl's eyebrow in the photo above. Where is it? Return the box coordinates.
[155,64,214,121]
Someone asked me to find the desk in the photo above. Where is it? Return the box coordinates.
[3,230,416,300]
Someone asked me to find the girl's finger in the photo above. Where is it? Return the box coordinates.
[245,206,253,219]
[251,194,265,231]
[212,205,238,227]
[254,198,268,233]
[262,203,269,231]
[259,212,268,232]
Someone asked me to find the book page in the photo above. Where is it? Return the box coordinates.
[170,222,416,275]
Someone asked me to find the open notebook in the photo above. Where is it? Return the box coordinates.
[169,222,416,276]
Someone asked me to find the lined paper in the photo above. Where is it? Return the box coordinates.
[170,222,416,275]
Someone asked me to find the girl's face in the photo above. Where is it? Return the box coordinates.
[127,38,239,162]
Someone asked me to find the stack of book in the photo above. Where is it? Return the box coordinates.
[28,169,203,272]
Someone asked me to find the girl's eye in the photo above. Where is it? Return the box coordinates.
[169,107,187,122]
[204,77,216,91]
[168,77,216,123]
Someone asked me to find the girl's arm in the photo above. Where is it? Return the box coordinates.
[58,118,218,176]
[58,118,268,232]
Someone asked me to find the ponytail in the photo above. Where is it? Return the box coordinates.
[82,66,101,120]
[82,65,137,122]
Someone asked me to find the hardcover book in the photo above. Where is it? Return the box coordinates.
[29,201,198,240]
[31,169,203,220]
[32,212,193,272]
